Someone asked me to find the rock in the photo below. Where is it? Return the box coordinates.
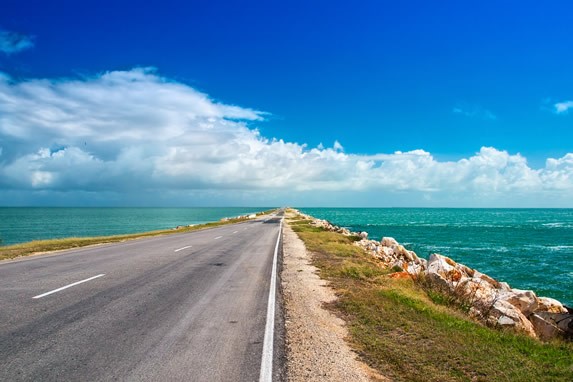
[533,311,573,339]
[458,276,499,307]
[380,237,399,247]
[359,231,368,239]
[530,313,564,340]
[473,270,503,289]
[404,261,425,276]
[488,299,537,337]
[393,245,411,260]
[379,246,394,258]
[427,253,469,288]
[499,289,539,316]
[536,296,568,314]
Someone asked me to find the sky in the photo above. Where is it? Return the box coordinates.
[0,0,572,207]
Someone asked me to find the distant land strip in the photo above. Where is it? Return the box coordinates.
[0,209,275,261]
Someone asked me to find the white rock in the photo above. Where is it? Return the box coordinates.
[427,253,460,287]
[489,299,537,337]
[499,288,539,316]
[379,246,394,257]
[536,296,568,314]
[404,262,424,276]
[458,277,498,306]
[380,237,399,247]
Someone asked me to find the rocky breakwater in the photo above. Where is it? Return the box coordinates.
[297,211,573,341]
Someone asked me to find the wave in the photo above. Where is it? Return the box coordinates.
[542,222,573,228]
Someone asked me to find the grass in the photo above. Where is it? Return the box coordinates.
[286,212,573,382]
[0,209,276,261]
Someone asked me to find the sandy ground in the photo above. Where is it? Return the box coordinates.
[281,218,388,382]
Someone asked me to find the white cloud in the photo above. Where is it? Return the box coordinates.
[554,100,573,114]
[0,30,34,54]
[0,68,572,206]
[453,103,496,120]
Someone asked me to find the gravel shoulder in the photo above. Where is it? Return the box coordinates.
[281,219,388,382]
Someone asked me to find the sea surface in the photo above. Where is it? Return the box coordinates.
[299,208,573,306]
[0,207,270,246]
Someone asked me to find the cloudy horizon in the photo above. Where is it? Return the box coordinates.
[1,68,572,208]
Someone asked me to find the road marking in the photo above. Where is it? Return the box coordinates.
[259,218,283,382]
[33,274,105,299]
[232,231,238,234]
[174,245,192,252]
[214,236,223,240]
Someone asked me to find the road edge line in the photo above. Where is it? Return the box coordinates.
[259,218,282,382]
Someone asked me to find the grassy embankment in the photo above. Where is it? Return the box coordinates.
[0,209,275,261]
[287,211,573,382]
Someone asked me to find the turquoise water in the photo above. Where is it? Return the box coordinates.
[300,208,573,305]
[0,207,271,246]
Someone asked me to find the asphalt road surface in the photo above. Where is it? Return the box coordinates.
[0,214,284,381]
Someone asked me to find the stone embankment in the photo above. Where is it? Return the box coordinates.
[295,210,573,341]
[220,213,257,222]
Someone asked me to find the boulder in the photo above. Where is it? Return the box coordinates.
[359,231,368,239]
[427,253,470,288]
[532,311,573,339]
[457,276,499,307]
[393,245,412,261]
[473,270,504,290]
[381,237,399,247]
[403,261,425,276]
[498,289,539,317]
[379,246,394,257]
[530,313,564,340]
[488,299,537,337]
[536,296,568,314]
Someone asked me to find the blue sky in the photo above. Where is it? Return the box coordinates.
[1,0,572,207]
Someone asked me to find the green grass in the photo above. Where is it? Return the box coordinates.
[287,210,573,382]
[0,209,277,261]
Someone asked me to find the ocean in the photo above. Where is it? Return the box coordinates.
[0,207,270,246]
[299,208,573,306]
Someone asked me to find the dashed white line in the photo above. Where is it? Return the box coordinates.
[259,218,283,382]
[232,231,238,234]
[33,274,105,299]
[214,236,223,240]
[174,245,192,252]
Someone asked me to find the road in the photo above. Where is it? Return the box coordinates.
[0,214,284,381]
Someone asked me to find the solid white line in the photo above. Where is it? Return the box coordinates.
[33,274,105,299]
[259,218,282,382]
[214,236,223,240]
[174,245,192,252]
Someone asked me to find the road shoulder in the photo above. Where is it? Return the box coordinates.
[281,219,387,381]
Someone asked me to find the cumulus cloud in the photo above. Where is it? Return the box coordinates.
[0,68,572,206]
[553,100,573,114]
[0,29,34,54]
